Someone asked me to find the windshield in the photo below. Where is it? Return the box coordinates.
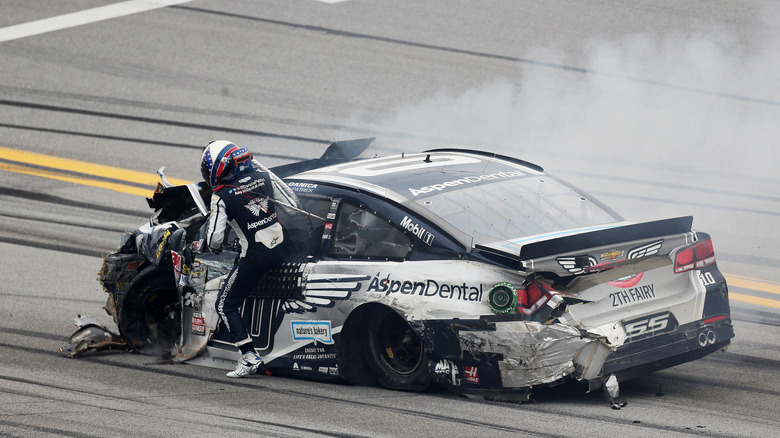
[413,175,621,242]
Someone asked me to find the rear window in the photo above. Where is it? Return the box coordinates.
[413,176,620,242]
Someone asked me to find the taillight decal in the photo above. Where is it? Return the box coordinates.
[517,282,559,316]
[674,239,716,274]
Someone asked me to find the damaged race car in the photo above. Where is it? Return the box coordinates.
[62,138,733,402]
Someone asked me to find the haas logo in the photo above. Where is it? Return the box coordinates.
[464,366,480,384]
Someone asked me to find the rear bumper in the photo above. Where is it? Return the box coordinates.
[600,317,734,378]
[418,306,734,397]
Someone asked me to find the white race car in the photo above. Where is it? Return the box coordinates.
[64,139,733,402]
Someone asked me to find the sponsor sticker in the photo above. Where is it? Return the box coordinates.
[245,198,269,216]
[292,346,337,361]
[607,272,644,289]
[183,291,197,308]
[288,182,318,193]
[699,271,716,287]
[247,213,277,229]
[234,178,264,193]
[600,249,624,261]
[434,359,461,386]
[399,215,434,245]
[171,251,182,281]
[291,321,334,345]
[610,284,656,307]
[464,366,480,384]
[408,170,526,197]
[191,312,206,336]
[434,359,458,375]
[624,312,675,339]
[367,274,483,302]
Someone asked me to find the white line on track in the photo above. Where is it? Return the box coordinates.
[0,0,195,43]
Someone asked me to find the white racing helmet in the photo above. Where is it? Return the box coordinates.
[200,140,253,187]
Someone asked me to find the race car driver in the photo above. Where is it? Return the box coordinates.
[200,140,294,378]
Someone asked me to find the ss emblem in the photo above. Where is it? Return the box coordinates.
[624,312,671,338]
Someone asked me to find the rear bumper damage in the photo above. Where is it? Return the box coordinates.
[424,318,611,396]
[602,317,733,379]
[458,321,606,388]
[425,315,733,397]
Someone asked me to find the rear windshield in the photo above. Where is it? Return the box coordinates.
[413,176,620,242]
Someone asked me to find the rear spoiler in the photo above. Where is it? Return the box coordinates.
[271,137,374,178]
[518,216,693,261]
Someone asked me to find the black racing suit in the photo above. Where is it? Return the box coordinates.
[206,169,288,352]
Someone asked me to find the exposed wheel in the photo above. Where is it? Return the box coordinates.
[118,266,180,356]
[364,307,430,391]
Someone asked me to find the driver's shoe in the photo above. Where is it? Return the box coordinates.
[227,351,263,378]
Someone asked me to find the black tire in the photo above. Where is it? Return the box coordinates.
[364,308,430,391]
[118,267,180,356]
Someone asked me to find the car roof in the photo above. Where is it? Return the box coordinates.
[286,149,545,203]
[286,149,626,254]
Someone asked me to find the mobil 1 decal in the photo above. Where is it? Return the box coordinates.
[399,215,435,245]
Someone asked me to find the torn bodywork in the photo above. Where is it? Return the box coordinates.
[423,309,619,399]
[458,321,612,388]
[59,315,127,357]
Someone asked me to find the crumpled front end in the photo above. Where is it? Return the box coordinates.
[59,315,128,357]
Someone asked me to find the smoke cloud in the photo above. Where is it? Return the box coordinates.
[356,31,778,179]
[342,15,780,265]
[348,20,780,228]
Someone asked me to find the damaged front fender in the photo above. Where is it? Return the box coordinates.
[59,315,127,358]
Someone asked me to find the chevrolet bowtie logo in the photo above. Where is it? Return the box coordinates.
[601,249,624,261]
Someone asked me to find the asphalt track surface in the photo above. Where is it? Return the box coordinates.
[1,1,779,437]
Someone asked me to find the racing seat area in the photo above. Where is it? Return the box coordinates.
[331,203,411,259]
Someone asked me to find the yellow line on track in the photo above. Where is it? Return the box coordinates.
[724,274,780,309]
[0,145,192,196]
[0,161,155,197]
[724,274,780,296]
[729,292,780,309]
